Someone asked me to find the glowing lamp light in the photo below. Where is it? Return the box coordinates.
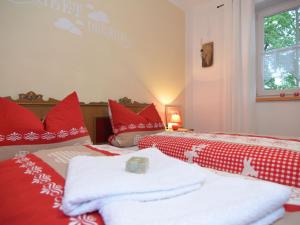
[170,113,181,130]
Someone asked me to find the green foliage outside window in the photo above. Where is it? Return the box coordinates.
[263,8,300,90]
[264,10,296,51]
[264,73,299,90]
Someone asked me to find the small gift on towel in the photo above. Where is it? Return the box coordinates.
[126,157,149,174]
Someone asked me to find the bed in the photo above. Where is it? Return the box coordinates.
[1,142,299,225]
[0,92,299,225]
[0,91,153,225]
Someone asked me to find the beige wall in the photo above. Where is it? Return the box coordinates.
[0,0,185,116]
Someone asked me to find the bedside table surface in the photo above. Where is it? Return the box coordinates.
[166,128,194,132]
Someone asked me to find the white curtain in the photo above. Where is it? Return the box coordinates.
[222,0,256,133]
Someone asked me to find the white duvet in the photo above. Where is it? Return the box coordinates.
[99,171,290,225]
[62,148,291,225]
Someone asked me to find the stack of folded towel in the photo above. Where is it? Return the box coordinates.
[62,147,291,225]
[62,148,207,216]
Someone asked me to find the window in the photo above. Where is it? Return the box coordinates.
[257,1,300,97]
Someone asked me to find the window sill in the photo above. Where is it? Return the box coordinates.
[256,96,300,102]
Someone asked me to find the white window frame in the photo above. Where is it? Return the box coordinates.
[256,0,300,97]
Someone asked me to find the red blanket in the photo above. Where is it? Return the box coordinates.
[0,147,112,225]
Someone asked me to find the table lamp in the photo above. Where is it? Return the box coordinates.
[170,113,181,130]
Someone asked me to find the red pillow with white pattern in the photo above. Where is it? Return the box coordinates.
[108,100,164,147]
[43,91,90,142]
[44,92,86,133]
[0,92,91,161]
[0,97,44,137]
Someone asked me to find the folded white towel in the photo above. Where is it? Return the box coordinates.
[99,169,291,225]
[62,147,207,216]
[251,208,284,225]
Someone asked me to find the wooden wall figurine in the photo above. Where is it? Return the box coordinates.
[201,42,214,67]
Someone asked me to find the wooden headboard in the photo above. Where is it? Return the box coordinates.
[5,91,148,144]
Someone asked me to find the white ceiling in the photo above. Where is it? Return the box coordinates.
[168,0,205,11]
[255,0,289,10]
[169,0,296,12]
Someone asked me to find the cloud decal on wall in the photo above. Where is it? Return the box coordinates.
[54,18,82,36]
[88,11,109,24]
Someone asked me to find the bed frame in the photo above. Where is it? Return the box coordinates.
[5,91,148,144]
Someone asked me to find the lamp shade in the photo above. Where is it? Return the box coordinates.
[170,113,181,123]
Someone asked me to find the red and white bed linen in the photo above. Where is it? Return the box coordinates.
[0,142,297,225]
[0,92,91,161]
[0,149,107,225]
[138,132,300,211]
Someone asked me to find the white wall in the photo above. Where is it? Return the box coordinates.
[185,0,224,132]
[185,0,300,138]
[256,102,300,138]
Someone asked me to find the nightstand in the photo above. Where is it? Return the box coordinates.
[166,128,194,132]
[177,128,194,132]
